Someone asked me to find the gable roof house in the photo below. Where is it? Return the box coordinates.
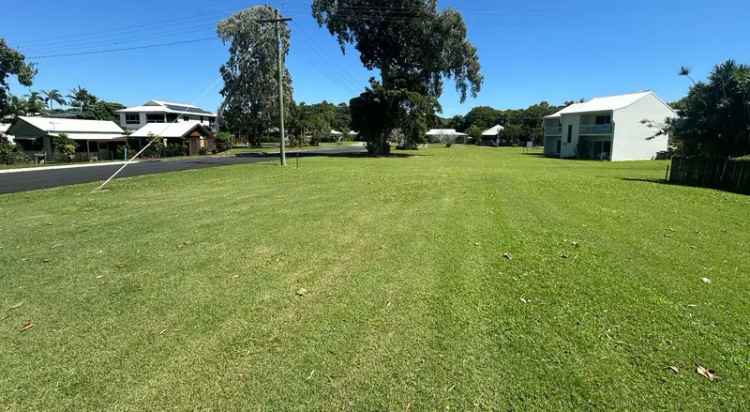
[481,125,505,146]
[116,100,217,131]
[130,121,216,156]
[543,91,678,161]
[7,116,126,161]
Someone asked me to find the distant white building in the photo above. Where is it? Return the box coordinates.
[481,125,505,146]
[116,100,217,131]
[543,91,677,161]
[425,129,467,144]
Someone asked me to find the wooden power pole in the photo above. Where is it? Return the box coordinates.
[260,11,292,167]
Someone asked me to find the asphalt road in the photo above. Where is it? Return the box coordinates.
[0,147,366,195]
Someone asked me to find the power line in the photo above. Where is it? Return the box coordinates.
[15,8,239,49]
[28,37,217,59]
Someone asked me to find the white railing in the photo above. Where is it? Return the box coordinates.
[579,124,613,135]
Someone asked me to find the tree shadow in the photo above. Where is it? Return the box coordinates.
[619,177,670,185]
[236,151,426,160]
[620,177,750,196]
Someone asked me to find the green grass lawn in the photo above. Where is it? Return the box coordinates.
[1,146,749,410]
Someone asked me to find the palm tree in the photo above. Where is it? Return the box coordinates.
[68,86,95,112]
[24,91,45,115]
[679,66,697,85]
[41,89,66,110]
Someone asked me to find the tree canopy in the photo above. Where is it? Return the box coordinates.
[312,0,483,154]
[217,5,293,145]
[0,39,36,116]
[669,60,750,157]
[67,86,97,112]
[444,101,561,145]
[289,101,353,144]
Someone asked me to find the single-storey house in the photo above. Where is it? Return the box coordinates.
[129,121,215,156]
[116,100,217,131]
[425,129,467,144]
[7,116,126,161]
[543,91,678,161]
[481,125,505,146]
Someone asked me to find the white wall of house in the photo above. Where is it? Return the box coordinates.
[611,94,674,161]
[119,112,214,131]
[120,113,147,130]
[559,114,580,158]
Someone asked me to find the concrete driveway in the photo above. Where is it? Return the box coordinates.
[0,147,366,195]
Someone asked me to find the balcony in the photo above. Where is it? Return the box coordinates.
[579,124,613,135]
[545,126,562,135]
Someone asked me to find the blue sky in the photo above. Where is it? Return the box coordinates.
[4,0,750,116]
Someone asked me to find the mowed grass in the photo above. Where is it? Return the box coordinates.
[1,146,749,410]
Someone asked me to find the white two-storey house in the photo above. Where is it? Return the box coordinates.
[543,91,678,161]
[116,100,217,131]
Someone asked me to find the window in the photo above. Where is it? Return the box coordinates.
[595,115,611,125]
[146,114,166,123]
[125,113,140,125]
[567,125,573,143]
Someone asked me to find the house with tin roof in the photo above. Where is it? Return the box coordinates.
[543,91,678,161]
[7,116,126,161]
[129,121,215,156]
[116,100,217,131]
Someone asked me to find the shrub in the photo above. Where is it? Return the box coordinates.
[215,132,234,152]
[163,143,188,158]
[0,142,31,165]
[51,133,76,162]
[142,134,165,158]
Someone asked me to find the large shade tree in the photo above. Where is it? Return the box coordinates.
[0,39,36,117]
[313,0,483,154]
[217,5,293,146]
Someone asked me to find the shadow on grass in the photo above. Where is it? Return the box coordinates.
[620,177,669,185]
[620,177,750,196]
[235,150,427,160]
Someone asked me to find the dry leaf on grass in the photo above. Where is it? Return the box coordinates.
[668,366,680,374]
[9,302,24,310]
[503,253,513,261]
[20,320,33,332]
[696,365,719,381]
[296,288,308,297]
[701,278,712,284]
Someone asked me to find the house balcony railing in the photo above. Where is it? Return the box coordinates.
[579,124,613,135]
[545,126,562,135]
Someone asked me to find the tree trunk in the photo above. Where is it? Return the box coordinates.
[367,131,391,156]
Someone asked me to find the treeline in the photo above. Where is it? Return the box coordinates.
[438,101,569,145]
[288,101,352,145]
[4,86,125,123]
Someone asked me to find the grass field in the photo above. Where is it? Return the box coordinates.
[1,146,749,410]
